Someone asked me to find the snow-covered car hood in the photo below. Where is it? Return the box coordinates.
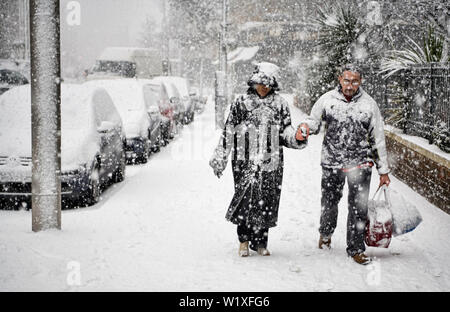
[0,85,101,182]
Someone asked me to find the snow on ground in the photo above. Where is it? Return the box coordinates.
[0,94,449,291]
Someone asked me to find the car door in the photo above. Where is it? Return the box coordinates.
[158,84,173,121]
[92,89,123,182]
[167,83,183,125]
[142,84,161,145]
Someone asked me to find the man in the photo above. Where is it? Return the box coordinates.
[296,64,390,265]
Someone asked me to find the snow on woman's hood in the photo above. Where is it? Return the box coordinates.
[247,62,280,89]
[254,62,280,79]
[0,84,100,173]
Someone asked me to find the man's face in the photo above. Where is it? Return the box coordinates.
[338,71,361,98]
[254,84,272,98]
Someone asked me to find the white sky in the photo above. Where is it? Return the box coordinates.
[60,0,163,77]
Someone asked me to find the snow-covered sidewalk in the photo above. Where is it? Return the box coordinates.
[0,95,449,291]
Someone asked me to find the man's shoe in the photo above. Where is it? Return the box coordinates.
[257,248,271,256]
[352,253,372,265]
[239,242,249,257]
[318,235,331,249]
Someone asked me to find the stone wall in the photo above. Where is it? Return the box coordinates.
[385,130,449,214]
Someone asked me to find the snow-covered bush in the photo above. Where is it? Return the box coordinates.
[432,120,450,153]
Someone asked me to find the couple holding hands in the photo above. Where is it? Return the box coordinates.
[210,62,390,265]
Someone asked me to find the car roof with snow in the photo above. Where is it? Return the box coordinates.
[152,77,189,94]
[83,79,146,113]
[148,77,181,99]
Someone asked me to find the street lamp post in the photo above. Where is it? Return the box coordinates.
[215,0,228,129]
[30,0,62,231]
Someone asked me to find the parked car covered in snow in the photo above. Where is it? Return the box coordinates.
[168,76,195,124]
[139,79,177,145]
[0,69,29,96]
[189,87,207,114]
[0,84,126,209]
[151,76,194,125]
[84,79,162,163]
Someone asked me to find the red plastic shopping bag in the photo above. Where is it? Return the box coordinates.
[365,186,393,248]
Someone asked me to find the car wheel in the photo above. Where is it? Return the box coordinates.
[152,139,161,153]
[139,140,150,164]
[112,150,126,183]
[160,126,168,146]
[169,123,176,139]
[140,153,148,163]
[161,131,168,146]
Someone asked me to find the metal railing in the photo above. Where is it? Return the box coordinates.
[362,63,449,153]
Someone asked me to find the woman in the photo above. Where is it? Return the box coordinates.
[210,62,307,257]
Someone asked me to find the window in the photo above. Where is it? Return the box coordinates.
[142,84,159,109]
[92,60,136,78]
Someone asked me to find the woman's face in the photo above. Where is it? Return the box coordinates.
[254,84,272,98]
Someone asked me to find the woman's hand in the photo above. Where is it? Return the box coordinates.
[209,158,224,178]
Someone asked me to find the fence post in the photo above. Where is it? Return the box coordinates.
[403,70,409,134]
[428,62,436,144]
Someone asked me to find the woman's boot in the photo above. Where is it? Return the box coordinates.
[239,241,249,257]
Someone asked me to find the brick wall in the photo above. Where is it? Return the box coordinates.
[385,131,450,214]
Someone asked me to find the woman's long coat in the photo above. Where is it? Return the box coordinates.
[212,92,307,228]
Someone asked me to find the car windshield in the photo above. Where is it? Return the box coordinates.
[92,60,136,78]
[171,78,190,97]
[166,83,179,99]
[98,82,144,116]
[142,85,159,109]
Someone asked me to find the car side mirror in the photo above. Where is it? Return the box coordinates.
[97,121,115,133]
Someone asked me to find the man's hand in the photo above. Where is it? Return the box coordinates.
[296,123,310,141]
[379,174,390,187]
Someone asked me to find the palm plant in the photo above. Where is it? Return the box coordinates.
[304,2,372,107]
[379,26,448,78]
[313,4,366,86]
